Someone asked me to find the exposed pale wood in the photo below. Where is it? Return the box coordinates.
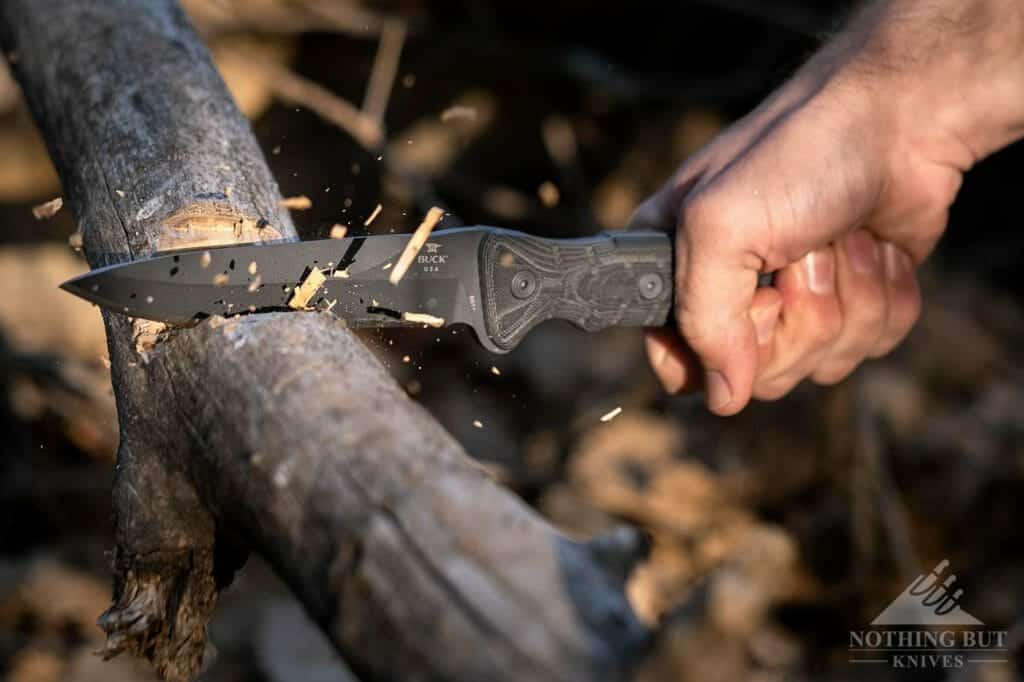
[0,2,649,681]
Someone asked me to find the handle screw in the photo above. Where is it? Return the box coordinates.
[638,273,663,300]
[511,270,537,299]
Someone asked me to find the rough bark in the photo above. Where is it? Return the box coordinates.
[0,2,649,681]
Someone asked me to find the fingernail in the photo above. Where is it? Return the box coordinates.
[647,337,667,368]
[805,249,835,295]
[706,370,732,411]
[848,231,878,275]
[646,337,686,393]
[752,303,780,346]
[883,243,907,281]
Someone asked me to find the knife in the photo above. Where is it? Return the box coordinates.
[61,227,674,354]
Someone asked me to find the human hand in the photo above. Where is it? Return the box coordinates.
[630,0,1024,415]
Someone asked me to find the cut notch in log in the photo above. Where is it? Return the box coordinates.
[0,1,650,681]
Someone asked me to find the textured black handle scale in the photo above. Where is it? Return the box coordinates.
[479,230,673,352]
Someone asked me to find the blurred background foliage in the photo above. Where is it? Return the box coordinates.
[1,1,1022,680]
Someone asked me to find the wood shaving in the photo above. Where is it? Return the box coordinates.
[213,273,230,286]
[472,419,483,428]
[247,274,262,292]
[390,206,444,285]
[288,267,325,309]
[600,406,623,423]
[115,189,125,197]
[332,269,350,278]
[67,231,83,251]
[382,262,392,270]
[200,251,212,268]
[279,195,312,210]
[248,260,258,275]
[364,203,383,226]
[538,181,560,208]
[491,366,501,376]
[402,312,444,328]
[32,197,63,220]
[440,105,478,123]
[329,224,348,239]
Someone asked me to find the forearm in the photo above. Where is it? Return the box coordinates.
[829,0,1024,168]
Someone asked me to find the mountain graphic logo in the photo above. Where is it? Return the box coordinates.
[872,560,983,626]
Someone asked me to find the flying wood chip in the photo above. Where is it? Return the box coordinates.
[402,312,444,327]
[389,206,444,285]
[32,197,63,220]
[288,267,326,309]
[364,203,383,226]
[279,195,312,210]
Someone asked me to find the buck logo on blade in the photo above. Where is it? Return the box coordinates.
[849,560,1008,669]
[418,242,447,264]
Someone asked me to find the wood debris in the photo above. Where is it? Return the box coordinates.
[32,197,63,220]
[389,206,444,285]
[67,231,83,251]
[213,273,230,286]
[364,203,382,226]
[538,181,560,208]
[332,269,350,278]
[600,406,623,423]
[247,274,262,292]
[440,105,478,123]
[491,366,501,376]
[288,267,326,309]
[248,260,258,275]
[382,262,392,270]
[472,419,483,429]
[402,312,444,327]
[402,355,411,363]
[279,195,312,210]
[115,189,125,197]
[200,251,212,268]
[329,224,348,239]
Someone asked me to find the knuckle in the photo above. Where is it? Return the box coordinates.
[809,305,843,346]
[752,375,800,401]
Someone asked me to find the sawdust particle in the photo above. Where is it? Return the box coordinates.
[248,274,262,293]
[200,251,212,268]
[330,224,348,239]
[538,181,560,207]
[472,419,483,429]
[491,366,501,376]
[213,273,230,286]
[600,406,623,423]
[248,261,258,275]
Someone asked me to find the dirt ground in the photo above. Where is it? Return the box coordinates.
[1,2,1023,681]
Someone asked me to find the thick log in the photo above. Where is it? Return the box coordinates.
[0,2,649,681]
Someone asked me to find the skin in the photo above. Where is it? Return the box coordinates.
[631,0,1024,414]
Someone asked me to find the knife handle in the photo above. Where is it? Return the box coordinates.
[479,230,673,352]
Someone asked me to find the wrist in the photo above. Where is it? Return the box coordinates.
[834,0,1024,169]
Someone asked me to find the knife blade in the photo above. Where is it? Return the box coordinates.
[61,227,674,354]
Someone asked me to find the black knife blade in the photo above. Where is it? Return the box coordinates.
[61,227,674,353]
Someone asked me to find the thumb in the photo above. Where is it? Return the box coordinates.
[675,197,774,415]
